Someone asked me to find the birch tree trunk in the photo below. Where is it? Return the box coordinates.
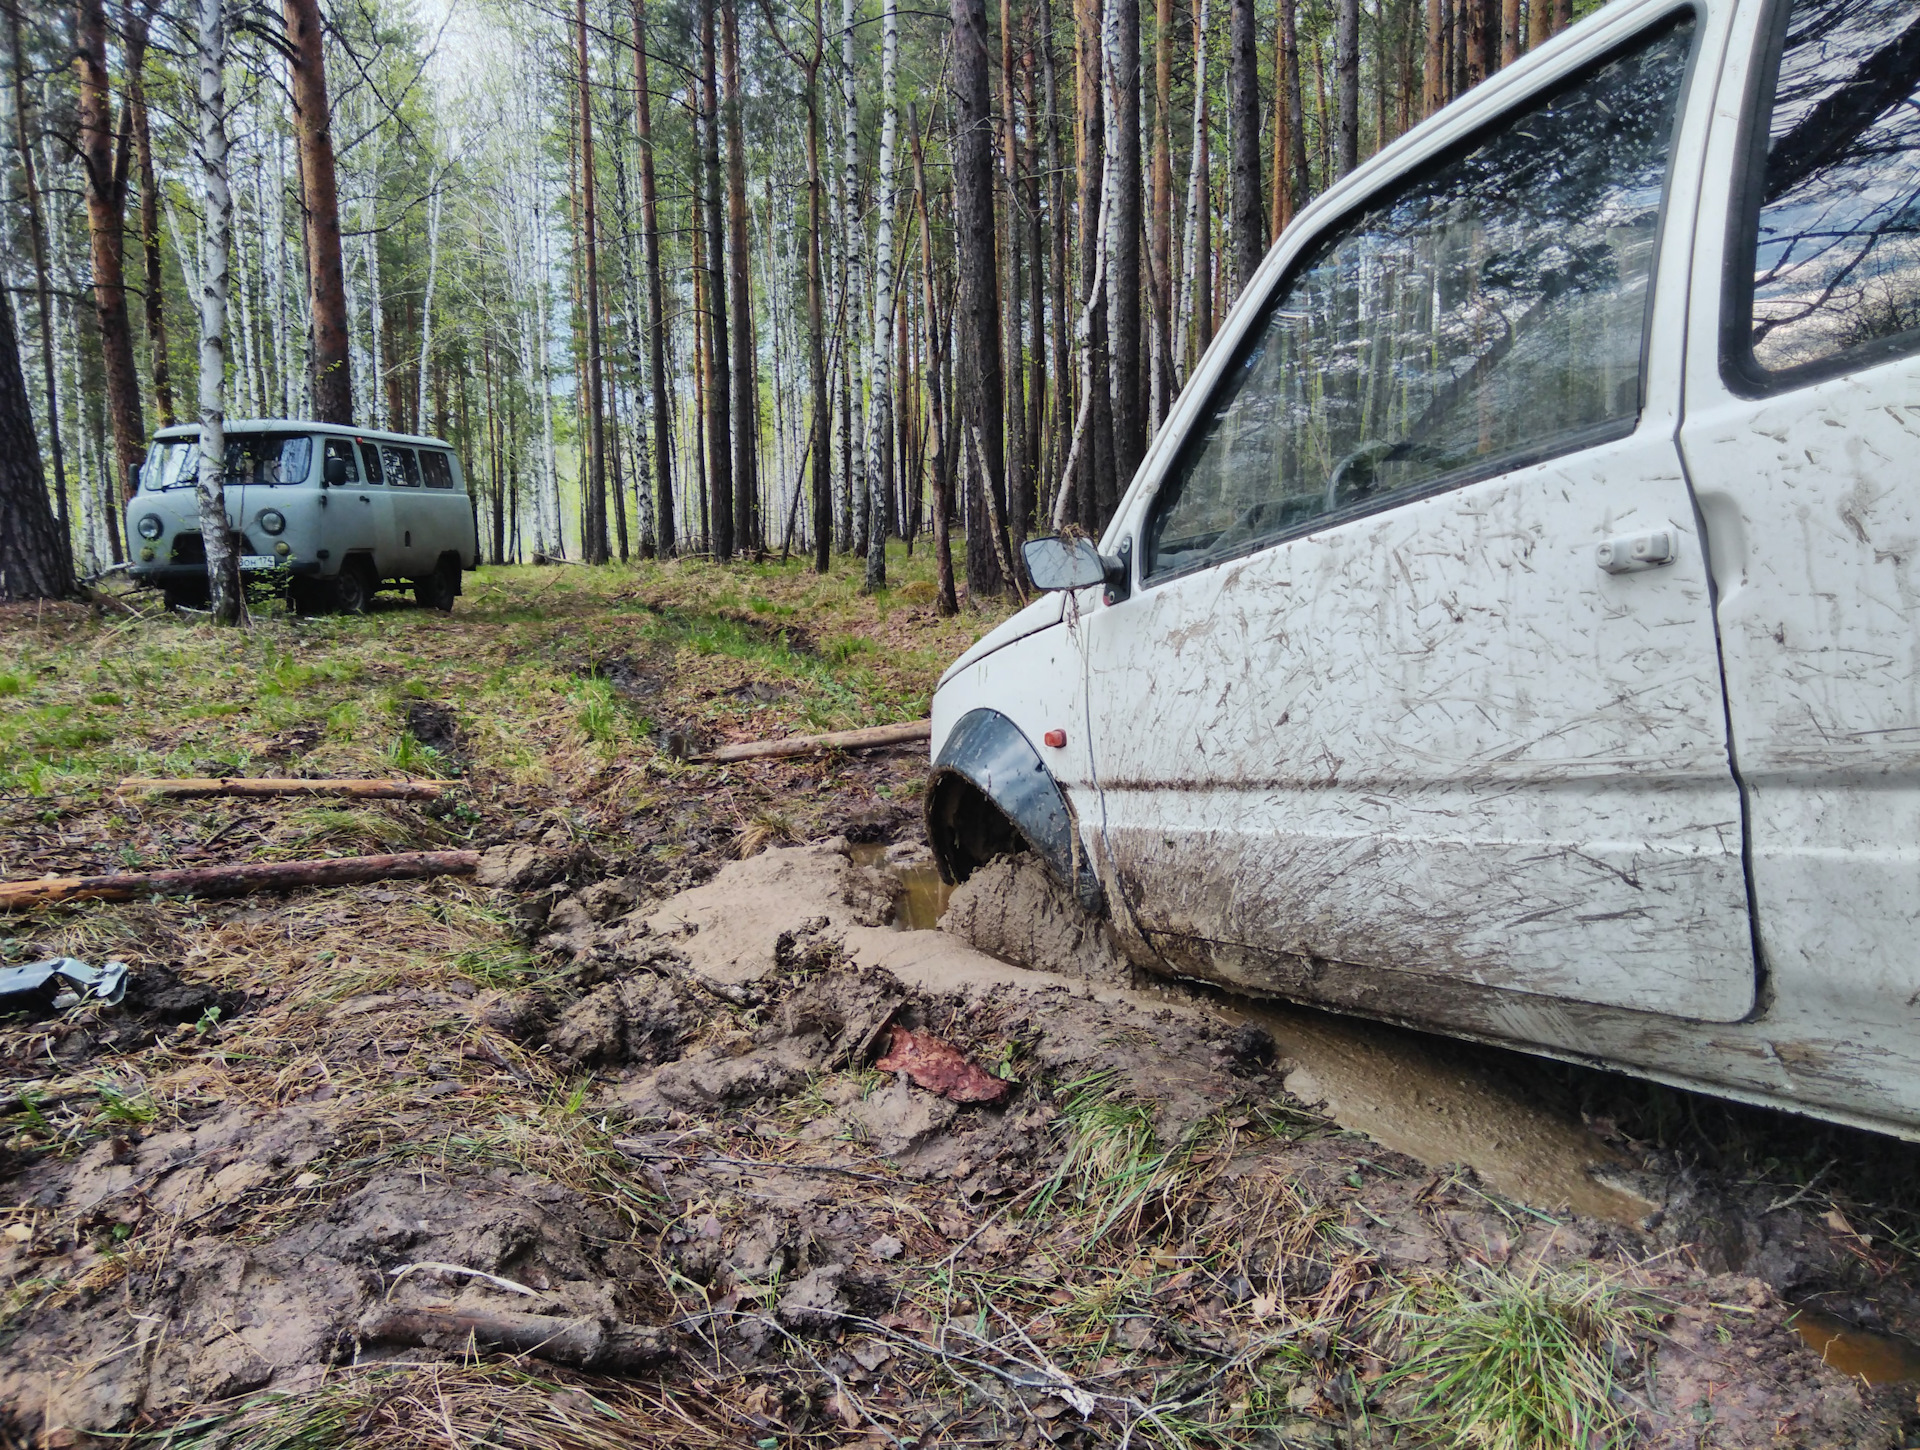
[1106,0,1143,490]
[416,186,443,430]
[863,0,898,592]
[909,111,956,613]
[1150,0,1173,426]
[698,0,733,560]
[194,0,241,625]
[999,0,1028,574]
[633,0,675,557]
[839,0,862,557]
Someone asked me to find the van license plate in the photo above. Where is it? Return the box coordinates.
[239,555,279,571]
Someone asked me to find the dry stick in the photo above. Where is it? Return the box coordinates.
[356,1306,669,1374]
[0,849,481,911]
[116,776,445,800]
[694,719,931,763]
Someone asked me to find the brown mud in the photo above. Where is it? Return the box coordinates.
[9,830,1920,1445]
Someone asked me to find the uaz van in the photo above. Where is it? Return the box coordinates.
[126,421,478,613]
[928,0,1920,1137]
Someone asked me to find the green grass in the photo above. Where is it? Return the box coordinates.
[1382,1264,1660,1450]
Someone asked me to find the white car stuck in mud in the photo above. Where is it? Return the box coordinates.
[928,0,1920,1137]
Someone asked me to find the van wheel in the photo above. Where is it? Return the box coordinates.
[414,556,458,613]
[333,559,375,615]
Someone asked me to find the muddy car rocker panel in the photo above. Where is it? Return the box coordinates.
[928,0,1920,1138]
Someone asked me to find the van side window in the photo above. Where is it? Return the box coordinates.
[324,438,359,484]
[1145,15,1695,585]
[420,451,455,489]
[382,446,421,487]
[359,442,384,484]
[1737,0,1920,379]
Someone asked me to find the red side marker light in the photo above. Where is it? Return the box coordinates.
[1043,729,1067,749]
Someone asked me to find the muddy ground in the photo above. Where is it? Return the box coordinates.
[7,564,1920,1448]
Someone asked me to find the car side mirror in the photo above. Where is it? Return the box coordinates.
[1024,535,1121,592]
[324,456,347,486]
[130,463,142,490]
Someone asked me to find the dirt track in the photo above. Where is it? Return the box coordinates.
[7,566,1920,1447]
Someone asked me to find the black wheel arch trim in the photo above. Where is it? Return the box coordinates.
[925,707,1104,915]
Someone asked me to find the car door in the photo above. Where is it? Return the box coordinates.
[330,438,394,568]
[1079,2,1757,1022]
[1678,0,1920,1028]
[380,444,427,574]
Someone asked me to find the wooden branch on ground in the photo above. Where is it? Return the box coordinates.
[696,719,932,764]
[116,776,445,801]
[356,1306,671,1373]
[0,849,481,912]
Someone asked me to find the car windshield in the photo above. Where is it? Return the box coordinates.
[142,433,315,489]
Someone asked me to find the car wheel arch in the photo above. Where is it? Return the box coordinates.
[925,708,1104,915]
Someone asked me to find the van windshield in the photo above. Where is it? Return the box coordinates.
[142,433,315,489]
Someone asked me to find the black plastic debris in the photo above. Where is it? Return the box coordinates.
[0,958,130,1016]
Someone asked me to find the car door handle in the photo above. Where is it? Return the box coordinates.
[358,494,371,504]
[1596,531,1676,574]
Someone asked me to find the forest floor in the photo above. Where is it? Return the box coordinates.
[5,551,1920,1448]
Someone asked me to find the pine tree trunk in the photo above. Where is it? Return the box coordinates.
[576,0,610,562]
[1191,0,1213,356]
[1501,0,1522,66]
[910,110,956,612]
[77,0,143,519]
[125,10,173,430]
[1150,0,1173,425]
[9,2,70,572]
[194,0,242,625]
[863,0,899,592]
[0,284,74,601]
[1426,0,1447,114]
[416,188,442,429]
[1335,0,1360,176]
[283,0,350,424]
[1106,0,1143,488]
[1040,0,1069,507]
[953,0,1009,596]
[999,0,1029,575]
[1226,0,1263,300]
[1285,0,1308,215]
[700,0,734,559]
[722,0,757,553]
[633,0,675,556]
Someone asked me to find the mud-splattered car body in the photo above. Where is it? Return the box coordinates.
[930,0,1920,1137]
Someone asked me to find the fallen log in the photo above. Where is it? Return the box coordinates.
[357,1306,671,1373]
[697,718,932,764]
[116,776,445,801]
[0,849,481,911]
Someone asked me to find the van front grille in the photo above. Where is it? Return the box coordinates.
[170,533,205,565]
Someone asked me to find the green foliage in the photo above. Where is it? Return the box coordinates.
[1383,1265,1659,1450]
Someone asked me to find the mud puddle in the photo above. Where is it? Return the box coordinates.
[855,844,1650,1223]
[1793,1310,1920,1385]
[850,840,953,930]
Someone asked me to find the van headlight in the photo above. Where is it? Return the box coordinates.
[136,514,163,540]
[257,508,286,535]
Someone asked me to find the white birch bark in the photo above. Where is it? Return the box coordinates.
[839,0,862,554]
[416,182,443,431]
[863,0,898,590]
[194,0,242,623]
[1053,33,1115,533]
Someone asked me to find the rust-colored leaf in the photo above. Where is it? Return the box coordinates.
[872,1023,1014,1105]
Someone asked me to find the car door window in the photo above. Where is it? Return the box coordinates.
[382,446,421,487]
[1734,0,1920,381]
[419,450,454,489]
[359,442,384,484]
[324,437,360,483]
[1146,13,1696,584]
